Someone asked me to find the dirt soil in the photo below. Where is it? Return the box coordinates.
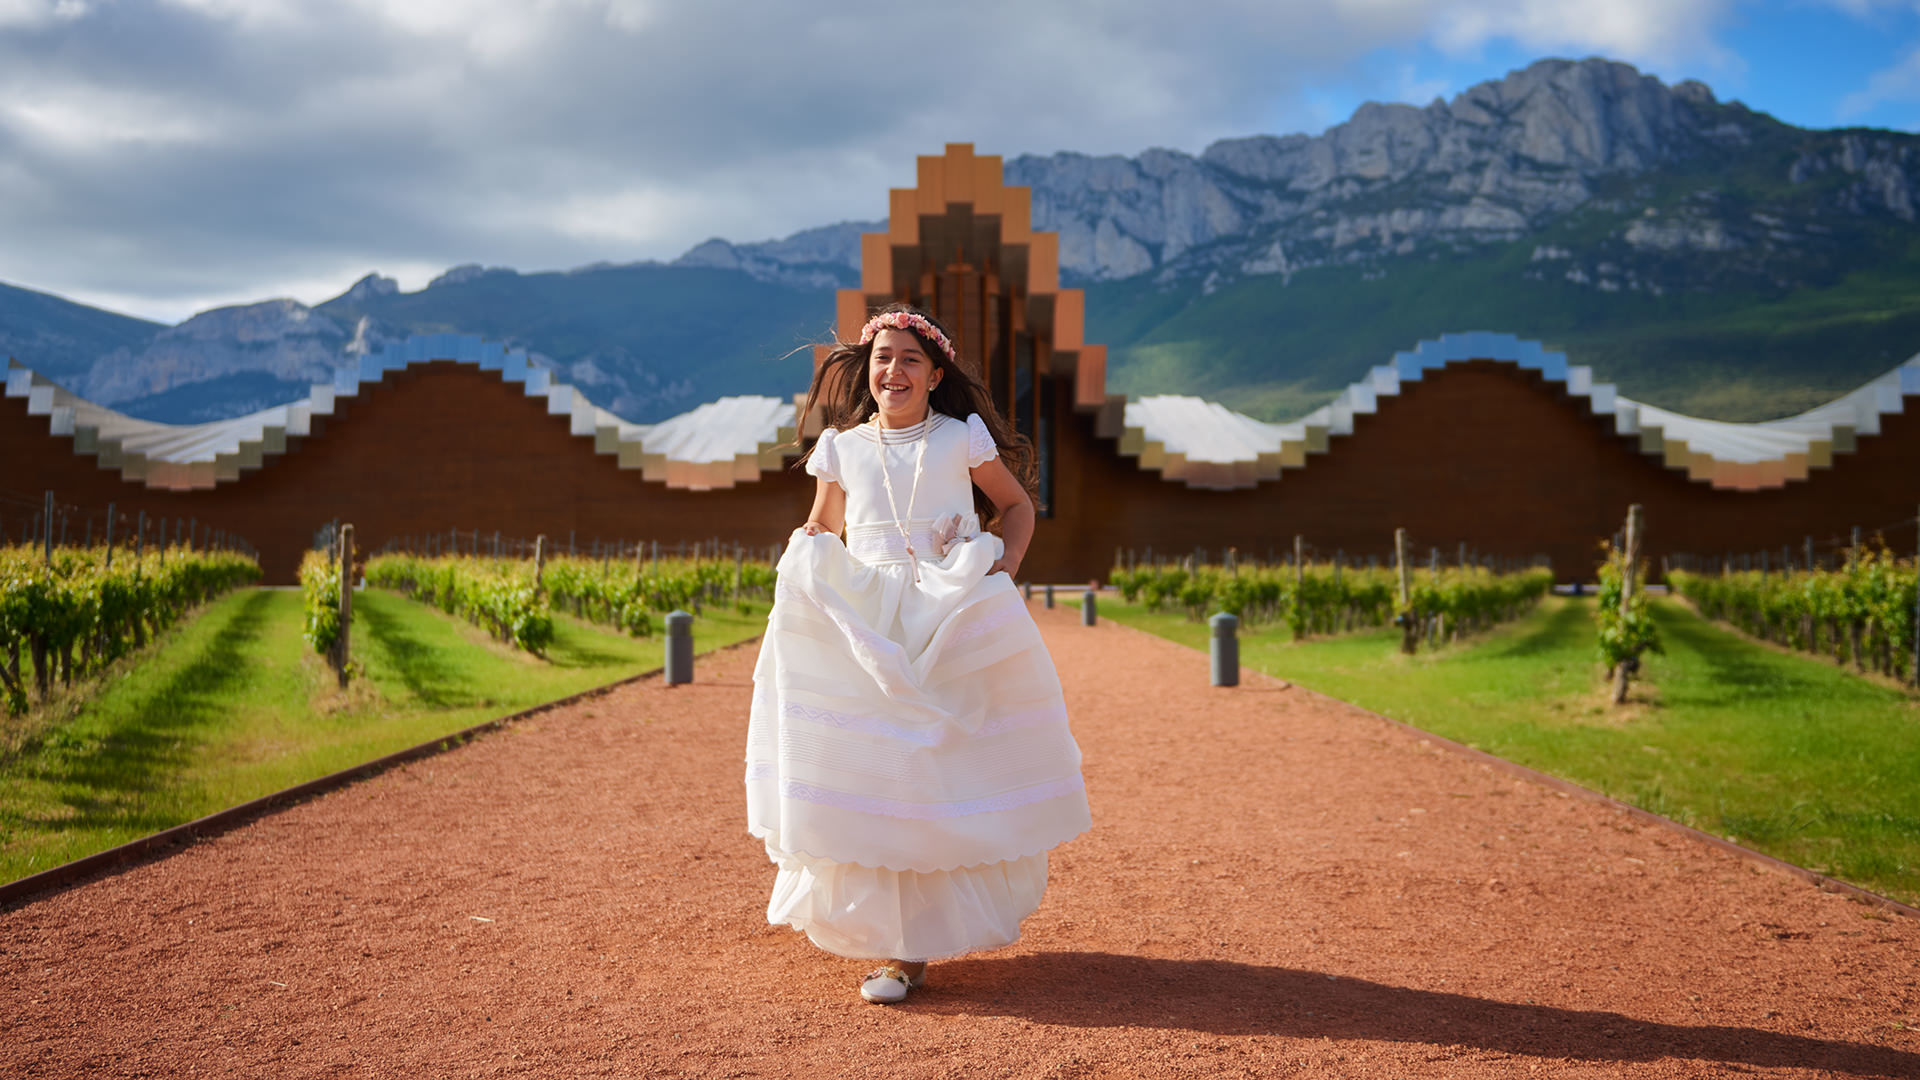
[3,605,1917,1079]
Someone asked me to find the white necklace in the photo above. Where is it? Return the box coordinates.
[875,411,931,582]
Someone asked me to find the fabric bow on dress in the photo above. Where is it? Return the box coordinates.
[929,513,973,558]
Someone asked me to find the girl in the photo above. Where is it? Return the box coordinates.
[745,304,1091,1004]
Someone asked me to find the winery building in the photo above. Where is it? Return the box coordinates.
[7,144,1919,584]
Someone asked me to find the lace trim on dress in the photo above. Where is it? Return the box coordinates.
[776,578,895,664]
[778,775,1087,821]
[805,428,842,485]
[965,413,998,467]
[942,603,1022,649]
[847,413,950,444]
[778,576,1024,656]
[770,699,1070,748]
[844,515,981,565]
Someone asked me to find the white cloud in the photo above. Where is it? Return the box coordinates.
[1815,0,1920,16]
[58,258,450,326]
[0,0,87,28]
[158,0,306,26]
[0,0,1763,323]
[1838,41,1920,120]
[4,91,217,151]
[1426,0,1737,68]
[1391,63,1456,105]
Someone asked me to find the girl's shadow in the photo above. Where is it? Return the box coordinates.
[918,951,1917,1077]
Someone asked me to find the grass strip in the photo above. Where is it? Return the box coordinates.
[0,588,766,883]
[1076,593,1920,907]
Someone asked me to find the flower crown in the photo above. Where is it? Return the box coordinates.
[858,310,957,364]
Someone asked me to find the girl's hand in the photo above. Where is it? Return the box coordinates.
[969,457,1032,584]
[801,521,830,536]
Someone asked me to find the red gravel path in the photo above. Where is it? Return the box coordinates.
[3,606,1917,1078]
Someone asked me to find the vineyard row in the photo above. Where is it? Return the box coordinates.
[1108,559,1553,653]
[1668,552,1919,685]
[0,544,261,715]
[300,536,781,671]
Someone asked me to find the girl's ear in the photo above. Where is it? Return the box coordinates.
[929,366,944,390]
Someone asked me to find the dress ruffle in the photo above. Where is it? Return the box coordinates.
[752,410,1087,961]
[765,846,1047,962]
[746,529,1090,874]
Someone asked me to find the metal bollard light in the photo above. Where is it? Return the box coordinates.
[1082,589,1097,626]
[1044,584,1055,609]
[1023,581,1032,602]
[1210,612,1239,687]
[664,609,694,685]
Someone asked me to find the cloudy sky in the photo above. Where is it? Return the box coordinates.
[3,0,1917,325]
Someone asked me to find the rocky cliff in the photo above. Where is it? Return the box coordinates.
[79,298,377,406]
[670,220,876,288]
[1008,58,1915,291]
[664,57,1917,298]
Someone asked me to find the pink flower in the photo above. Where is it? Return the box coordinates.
[857,311,956,362]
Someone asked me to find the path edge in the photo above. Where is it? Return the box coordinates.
[1079,608,1920,921]
[1323,682,1920,921]
[0,634,764,910]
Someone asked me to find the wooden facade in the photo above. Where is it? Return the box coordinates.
[814,144,1124,520]
[2,362,812,585]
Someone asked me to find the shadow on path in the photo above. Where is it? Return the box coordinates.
[924,952,1917,1077]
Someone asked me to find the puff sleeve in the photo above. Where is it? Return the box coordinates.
[805,427,842,485]
[965,413,999,468]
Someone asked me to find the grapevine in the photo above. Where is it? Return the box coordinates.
[298,549,342,657]
[539,553,778,632]
[0,544,261,715]
[364,554,556,656]
[362,550,780,657]
[1108,560,1551,649]
[1595,539,1662,688]
[1669,548,1918,683]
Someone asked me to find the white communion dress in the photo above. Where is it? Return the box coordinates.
[746,411,1091,962]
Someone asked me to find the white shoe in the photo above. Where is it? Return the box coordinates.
[858,964,926,1004]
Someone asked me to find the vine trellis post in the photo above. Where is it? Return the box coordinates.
[1395,527,1415,655]
[334,524,354,689]
[1612,504,1645,705]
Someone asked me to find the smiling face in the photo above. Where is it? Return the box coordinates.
[867,327,944,427]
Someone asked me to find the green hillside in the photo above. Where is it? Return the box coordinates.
[0,280,162,382]
[318,265,835,419]
[1085,113,1920,423]
[1088,245,1920,423]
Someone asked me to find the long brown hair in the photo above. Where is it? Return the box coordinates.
[797,303,1039,527]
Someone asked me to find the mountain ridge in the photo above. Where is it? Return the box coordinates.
[6,56,1918,425]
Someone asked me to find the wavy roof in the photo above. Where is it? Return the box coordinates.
[1120,331,1920,492]
[13,328,1915,498]
[6,333,797,492]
